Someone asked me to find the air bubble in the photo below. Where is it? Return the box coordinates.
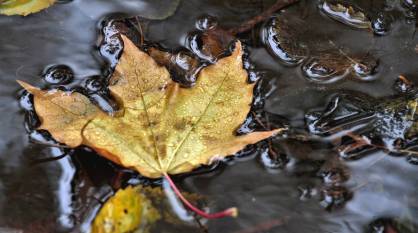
[84,76,106,93]
[195,15,218,31]
[43,65,74,85]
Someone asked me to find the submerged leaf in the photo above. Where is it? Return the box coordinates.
[91,186,160,233]
[0,0,55,16]
[19,35,281,178]
[319,0,371,29]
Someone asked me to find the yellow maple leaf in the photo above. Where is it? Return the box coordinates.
[91,186,160,233]
[19,35,281,179]
[91,185,204,233]
[0,0,55,16]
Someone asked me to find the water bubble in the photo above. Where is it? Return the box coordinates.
[319,0,371,29]
[371,12,392,36]
[260,145,289,169]
[84,76,106,93]
[320,185,352,211]
[195,15,218,31]
[19,91,34,111]
[298,184,318,201]
[43,65,74,85]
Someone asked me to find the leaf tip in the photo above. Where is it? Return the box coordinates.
[272,128,287,136]
[16,80,39,94]
[232,40,243,56]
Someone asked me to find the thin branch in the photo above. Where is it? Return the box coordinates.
[228,0,300,35]
[30,153,68,165]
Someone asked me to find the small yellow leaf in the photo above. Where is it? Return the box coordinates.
[0,0,56,16]
[19,35,283,178]
[91,186,160,233]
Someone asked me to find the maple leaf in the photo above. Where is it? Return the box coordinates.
[19,35,281,177]
[91,185,203,233]
[91,186,160,233]
[18,35,283,218]
[0,0,55,16]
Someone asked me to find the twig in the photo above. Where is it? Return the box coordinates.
[228,0,300,35]
[164,173,238,219]
[30,153,68,165]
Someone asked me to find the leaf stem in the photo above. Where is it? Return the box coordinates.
[163,173,238,219]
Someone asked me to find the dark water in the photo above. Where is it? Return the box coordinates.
[0,0,418,232]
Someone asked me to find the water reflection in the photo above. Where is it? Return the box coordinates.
[50,147,76,229]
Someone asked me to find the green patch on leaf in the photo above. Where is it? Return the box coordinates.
[0,0,55,16]
[91,186,160,233]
